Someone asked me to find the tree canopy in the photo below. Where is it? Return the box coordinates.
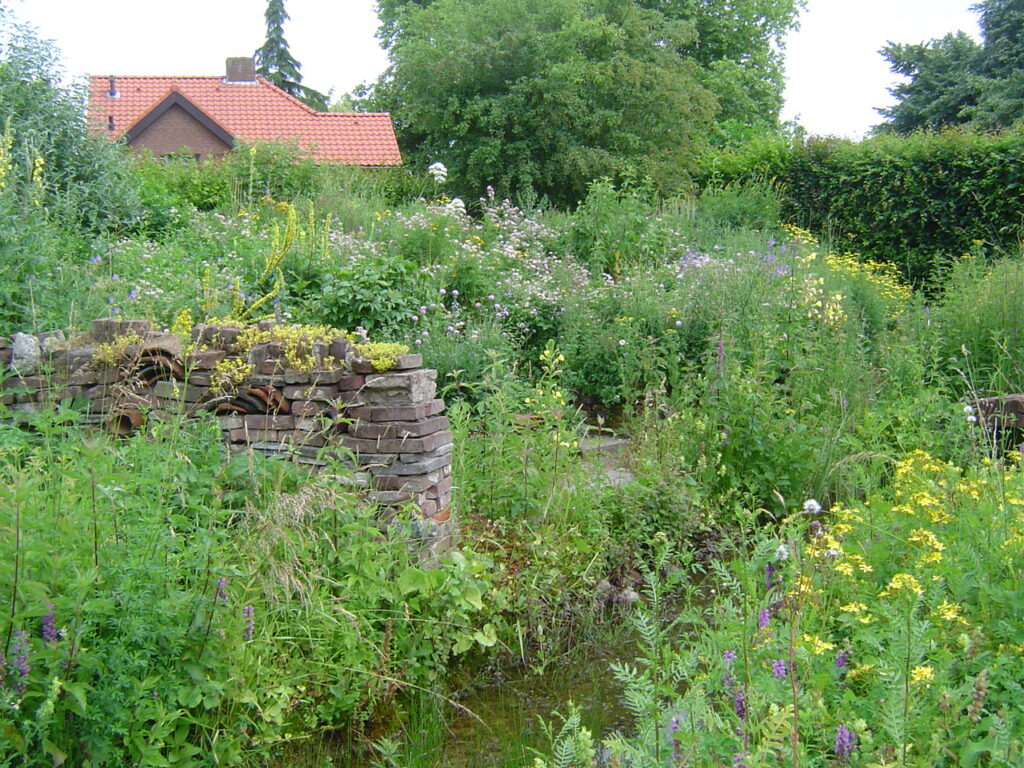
[254,0,328,111]
[369,0,801,205]
[877,0,1024,133]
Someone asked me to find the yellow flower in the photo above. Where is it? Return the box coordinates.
[788,575,820,599]
[801,633,836,655]
[932,600,968,625]
[847,663,876,681]
[840,602,875,623]
[909,528,945,564]
[880,573,923,598]
[910,665,934,687]
[835,554,873,576]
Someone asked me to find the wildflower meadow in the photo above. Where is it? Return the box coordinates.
[1,33,1024,766]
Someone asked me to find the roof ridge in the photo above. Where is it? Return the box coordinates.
[255,76,320,116]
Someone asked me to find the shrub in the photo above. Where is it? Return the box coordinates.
[699,129,1024,284]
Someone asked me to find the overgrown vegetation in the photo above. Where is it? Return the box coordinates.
[2,15,1024,768]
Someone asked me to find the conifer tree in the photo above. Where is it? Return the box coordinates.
[254,0,328,111]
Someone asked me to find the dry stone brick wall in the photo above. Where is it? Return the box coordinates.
[0,318,454,553]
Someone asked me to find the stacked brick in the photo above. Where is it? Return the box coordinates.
[0,318,454,552]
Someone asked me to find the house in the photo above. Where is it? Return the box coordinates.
[87,57,402,166]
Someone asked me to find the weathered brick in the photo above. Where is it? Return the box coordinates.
[363,370,437,405]
[372,471,442,492]
[244,414,296,430]
[288,400,325,417]
[247,374,287,387]
[187,349,227,370]
[84,384,114,400]
[345,399,445,423]
[373,454,451,476]
[70,367,119,386]
[368,490,415,505]
[307,369,346,386]
[284,369,311,384]
[338,430,451,455]
[400,440,452,463]
[151,380,205,402]
[283,384,339,402]
[256,359,285,375]
[349,415,449,440]
[218,414,245,430]
[393,353,423,370]
[231,428,287,443]
[335,374,365,391]
[350,359,377,374]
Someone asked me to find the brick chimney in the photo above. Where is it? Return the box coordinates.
[225,57,256,83]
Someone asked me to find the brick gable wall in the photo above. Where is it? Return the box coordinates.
[128,104,231,157]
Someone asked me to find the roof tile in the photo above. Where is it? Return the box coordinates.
[88,75,402,166]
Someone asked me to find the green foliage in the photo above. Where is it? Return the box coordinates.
[0,412,494,766]
[564,178,670,275]
[700,129,1024,284]
[370,0,717,206]
[377,0,803,181]
[311,251,425,335]
[878,0,1024,133]
[544,455,1024,766]
[933,254,1024,396]
[0,21,140,231]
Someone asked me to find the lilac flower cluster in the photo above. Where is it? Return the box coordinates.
[1,631,31,702]
[834,724,857,759]
[242,605,255,641]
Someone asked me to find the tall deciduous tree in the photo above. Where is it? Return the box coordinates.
[377,0,802,145]
[369,0,718,206]
[639,0,803,134]
[877,0,1024,133]
[254,0,328,111]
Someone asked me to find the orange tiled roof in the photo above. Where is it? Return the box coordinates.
[87,75,402,166]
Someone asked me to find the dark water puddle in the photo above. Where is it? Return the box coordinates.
[432,645,634,768]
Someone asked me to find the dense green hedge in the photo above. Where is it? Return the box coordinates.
[698,129,1024,283]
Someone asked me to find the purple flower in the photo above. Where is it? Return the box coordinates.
[11,631,29,695]
[242,605,255,641]
[834,724,856,759]
[90,254,101,264]
[758,608,771,629]
[733,688,747,721]
[214,577,228,604]
[809,520,822,537]
[765,562,778,590]
[732,754,749,768]
[772,658,787,679]
[40,605,58,644]
[836,650,849,669]
[723,649,737,665]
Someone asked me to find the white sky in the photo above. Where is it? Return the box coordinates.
[9,0,982,139]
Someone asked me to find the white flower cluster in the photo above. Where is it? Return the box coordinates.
[428,161,448,183]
